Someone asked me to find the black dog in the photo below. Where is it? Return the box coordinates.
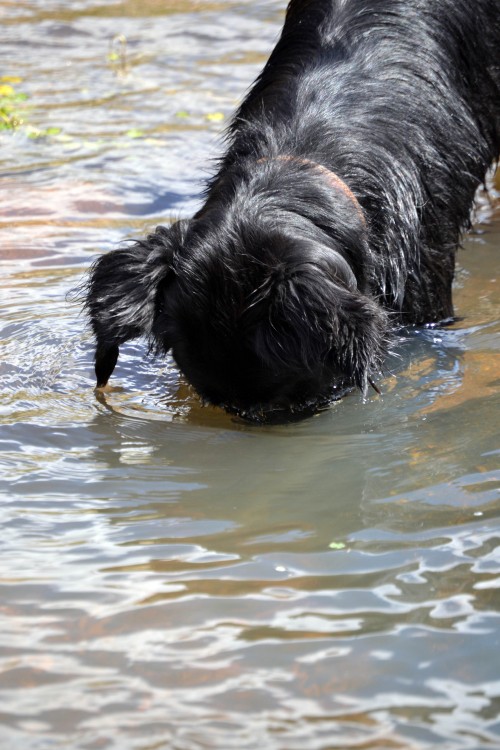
[85,0,500,419]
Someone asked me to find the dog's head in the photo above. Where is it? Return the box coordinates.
[86,216,389,420]
[158,217,388,418]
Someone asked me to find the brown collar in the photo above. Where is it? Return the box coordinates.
[258,155,366,226]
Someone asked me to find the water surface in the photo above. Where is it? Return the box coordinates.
[1,2,500,748]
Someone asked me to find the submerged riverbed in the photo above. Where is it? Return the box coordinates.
[1,1,500,748]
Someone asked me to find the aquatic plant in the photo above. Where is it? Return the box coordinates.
[0,77,27,131]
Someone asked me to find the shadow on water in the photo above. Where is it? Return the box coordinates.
[1,1,500,748]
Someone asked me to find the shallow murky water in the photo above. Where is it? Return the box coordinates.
[1,2,500,748]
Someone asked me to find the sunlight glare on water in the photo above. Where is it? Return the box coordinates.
[1,2,500,749]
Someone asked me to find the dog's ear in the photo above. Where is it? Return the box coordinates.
[242,239,389,392]
[85,220,188,387]
[332,289,389,393]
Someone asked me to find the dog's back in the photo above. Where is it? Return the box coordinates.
[220,0,500,318]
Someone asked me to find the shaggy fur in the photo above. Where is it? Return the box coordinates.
[85,0,500,419]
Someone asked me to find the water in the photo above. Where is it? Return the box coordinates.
[1,2,500,748]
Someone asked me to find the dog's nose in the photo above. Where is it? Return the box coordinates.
[233,394,321,424]
[267,396,292,412]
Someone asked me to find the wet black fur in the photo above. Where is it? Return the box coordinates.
[85,0,500,418]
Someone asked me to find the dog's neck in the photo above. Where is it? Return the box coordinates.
[258,155,366,226]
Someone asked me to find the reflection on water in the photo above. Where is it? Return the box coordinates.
[1,1,500,748]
